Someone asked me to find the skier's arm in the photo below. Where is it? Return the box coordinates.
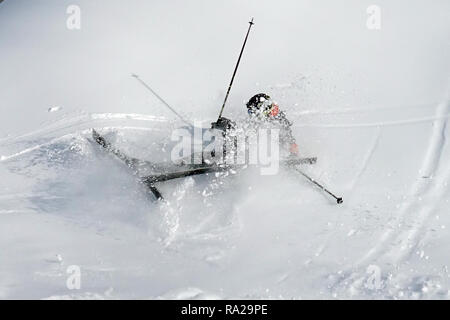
[277,111,299,155]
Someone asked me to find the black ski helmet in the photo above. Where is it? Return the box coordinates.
[246,93,272,114]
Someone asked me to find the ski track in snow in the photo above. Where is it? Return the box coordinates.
[0,127,165,163]
[0,135,73,162]
[293,101,439,117]
[383,102,450,263]
[0,112,168,148]
[337,99,450,296]
[295,113,450,129]
[348,127,381,192]
[358,100,449,265]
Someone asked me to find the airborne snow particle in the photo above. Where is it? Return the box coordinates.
[48,106,62,113]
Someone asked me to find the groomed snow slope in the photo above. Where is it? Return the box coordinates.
[1,0,449,299]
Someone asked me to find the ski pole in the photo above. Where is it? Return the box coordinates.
[294,167,343,204]
[132,74,193,127]
[217,18,255,120]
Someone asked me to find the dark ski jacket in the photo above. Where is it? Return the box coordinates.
[211,109,298,157]
[246,109,298,154]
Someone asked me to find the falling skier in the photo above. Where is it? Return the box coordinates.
[211,93,299,157]
[128,17,342,203]
[245,93,299,156]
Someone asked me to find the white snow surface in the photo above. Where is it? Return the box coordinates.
[1,0,450,299]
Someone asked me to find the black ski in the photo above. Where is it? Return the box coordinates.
[283,157,316,166]
[91,129,319,202]
[142,165,229,184]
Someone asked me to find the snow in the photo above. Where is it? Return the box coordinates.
[48,107,62,113]
[0,0,450,300]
